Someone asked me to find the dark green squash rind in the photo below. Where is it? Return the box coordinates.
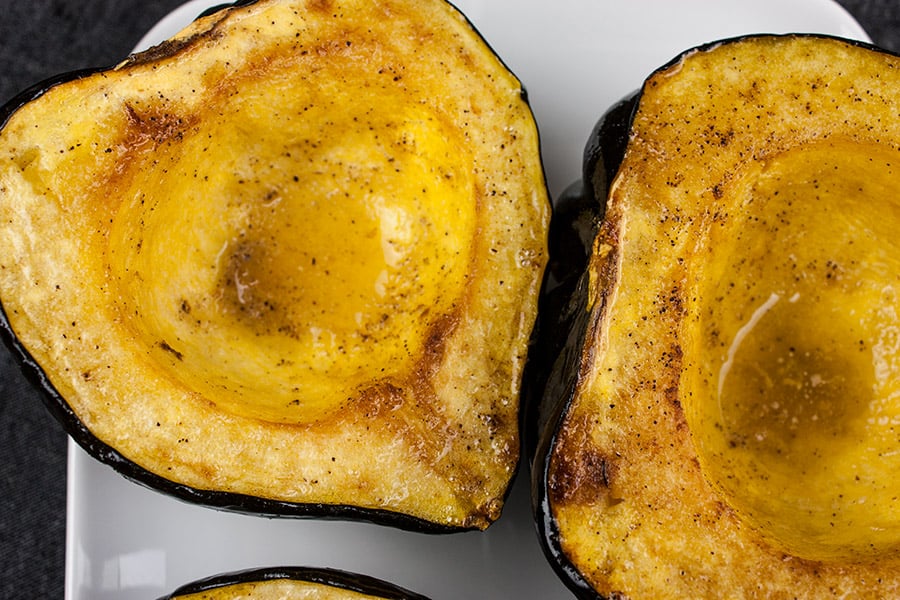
[529,267,602,600]
[523,69,641,600]
[525,97,627,598]
[529,32,897,600]
[520,92,629,458]
[159,566,431,600]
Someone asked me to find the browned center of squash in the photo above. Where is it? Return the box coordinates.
[684,139,900,561]
[106,61,476,425]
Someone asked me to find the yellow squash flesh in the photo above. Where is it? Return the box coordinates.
[0,0,549,529]
[545,35,900,597]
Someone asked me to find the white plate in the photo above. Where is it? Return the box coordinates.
[65,1,869,599]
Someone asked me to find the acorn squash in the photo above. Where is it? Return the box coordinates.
[160,566,430,600]
[0,0,549,531]
[533,34,900,598]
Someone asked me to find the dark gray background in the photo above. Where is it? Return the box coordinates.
[0,1,898,598]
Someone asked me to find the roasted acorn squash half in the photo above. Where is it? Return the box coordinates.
[160,566,429,600]
[0,0,549,531]
[533,34,900,598]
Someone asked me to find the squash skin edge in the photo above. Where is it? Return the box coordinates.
[158,565,432,600]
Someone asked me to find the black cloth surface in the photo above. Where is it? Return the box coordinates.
[0,1,898,598]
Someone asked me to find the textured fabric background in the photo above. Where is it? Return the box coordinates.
[0,1,897,598]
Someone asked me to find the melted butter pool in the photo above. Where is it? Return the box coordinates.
[107,64,476,425]
[683,139,900,560]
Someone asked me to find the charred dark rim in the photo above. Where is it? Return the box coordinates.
[159,566,431,599]
[0,0,547,532]
[528,32,894,600]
